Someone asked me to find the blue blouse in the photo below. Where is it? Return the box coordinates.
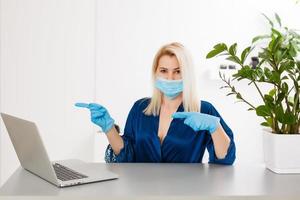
[105,98,236,164]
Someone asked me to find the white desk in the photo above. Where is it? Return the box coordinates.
[0,162,300,199]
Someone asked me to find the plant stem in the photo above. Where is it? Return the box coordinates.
[253,82,265,102]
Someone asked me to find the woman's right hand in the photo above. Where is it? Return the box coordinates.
[75,102,115,133]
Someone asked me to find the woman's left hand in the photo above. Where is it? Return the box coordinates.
[172,112,220,134]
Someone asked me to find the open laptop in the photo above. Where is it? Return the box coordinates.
[0,113,118,187]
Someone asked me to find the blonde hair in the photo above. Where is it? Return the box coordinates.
[144,42,200,116]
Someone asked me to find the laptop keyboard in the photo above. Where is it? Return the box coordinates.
[53,163,88,181]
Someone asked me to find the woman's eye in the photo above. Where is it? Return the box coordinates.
[175,70,181,74]
[160,69,167,73]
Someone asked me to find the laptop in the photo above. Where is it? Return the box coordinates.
[0,113,118,187]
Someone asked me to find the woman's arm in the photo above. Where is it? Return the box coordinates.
[204,101,236,165]
[75,102,135,162]
[106,126,124,155]
[211,125,231,159]
[172,101,236,164]
[105,99,144,162]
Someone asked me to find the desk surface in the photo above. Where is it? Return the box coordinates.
[1,162,300,197]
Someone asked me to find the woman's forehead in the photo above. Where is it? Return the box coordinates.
[158,55,180,69]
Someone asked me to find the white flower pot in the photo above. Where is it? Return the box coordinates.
[263,129,300,174]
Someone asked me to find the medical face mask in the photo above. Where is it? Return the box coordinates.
[155,77,183,99]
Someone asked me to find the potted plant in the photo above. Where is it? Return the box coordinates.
[206,13,300,173]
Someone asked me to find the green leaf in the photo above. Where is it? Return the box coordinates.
[206,43,228,58]
[220,85,230,89]
[255,67,264,79]
[282,82,289,94]
[264,67,272,79]
[274,49,283,62]
[241,46,251,64]
[258,76,265,82]
[260,122,270,127]
[259,48,272,60]
[276,92,285,104]
[275,13,282,27]
[279,60,295,73]
[271,35,282,53]
[274,38,283,50]
[229,43,237,56]
[264,94,274,103]
[266,117,273,126]
[268,88,276,97]
[252,35,270,43]
[206,49,224,59]
[264,94,275,109]
[232,86,236,92]
[268,37,275,51]
[213,43,228,50]
[262,13,274,27]
[288,44,297,57]
[226,93,235,96]
[282,112,297,124]
[235,65,255,80]
[207,50,223,59]
[226,55,241,65]
[256,105,272,116]
[236,93,242,99]
[296,61,300,71]
[271,28,282,37]
[274,105,284,123]
[270,71,280,83]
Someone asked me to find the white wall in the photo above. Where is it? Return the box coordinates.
[0,0,96,185]
[95,0,300,163]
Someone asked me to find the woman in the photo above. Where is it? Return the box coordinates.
[76,42,235,164]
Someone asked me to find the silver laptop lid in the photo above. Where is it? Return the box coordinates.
[1,113,59,185]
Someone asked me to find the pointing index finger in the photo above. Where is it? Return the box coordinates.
[75,103,90,108]
[172,112,189,119]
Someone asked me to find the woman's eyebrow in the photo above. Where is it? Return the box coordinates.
[158,66,168,70]
[158,67,180,70]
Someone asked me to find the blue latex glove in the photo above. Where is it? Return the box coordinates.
[75,102,115,133]
[172,112,220,134]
